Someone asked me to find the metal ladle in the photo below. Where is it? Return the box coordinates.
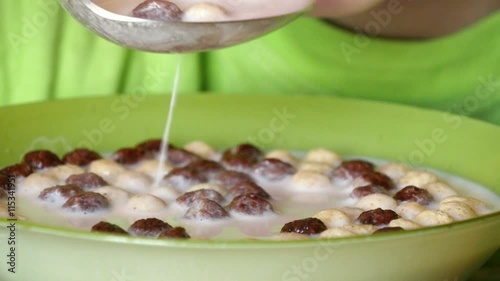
[60,0,315,53]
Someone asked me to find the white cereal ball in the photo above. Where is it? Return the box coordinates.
[340,207,365,221]
[439,201,477,221]
[313,209,351,228]
[149,186,179,202]
[299,162,333,175]
[377,163,411,180]
[292,171,331,189]
[422,182,457,201]
[440,196,486,213]
[183,141,218,160]
[182,3,227,22]
[388,218,421,230]
[94,186,130,206]
[135,160,173,179]
[188,183,228,197]
[113,171,152,194]
[47,164,85,181]
[18,173,59,195]
[272,233,310,241]
[265,150,299,167]
[304,148,342,167]
[126,194,167,212]
[395,202,427,220]
[414,210,454,226]
[89,159,126,182]
[399,170,438,188]
[343,224,377,235]
[354,193,397,211]
[319,227,355,238]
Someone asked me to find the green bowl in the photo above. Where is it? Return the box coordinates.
[0,95,499,281]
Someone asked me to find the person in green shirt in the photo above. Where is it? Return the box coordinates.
[0,0,498,125]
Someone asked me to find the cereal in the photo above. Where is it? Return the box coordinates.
[18,173,59,194]
[319,227,355,238]
[62,148,101,166]
[351,185,386,199]
[163,166,207,191]
[395,202,427,220]
[23,150,62,170]
[292,171,331,189]
[158,227,190,239]
[135,159,173,179]
[265,150,298,167]
[183,3,227,22]
[340,207,365,221]
[189,160,225,179]
[114,171,153,194]
[228,181,270,200]
[374,227,404,234]
[213,170,253,189]
[1,163,33,178]
[148,186,179,202]
[66,172,108,190]
[354,172,394,190]
[167,148,200,167]
[126,194,167,213]
[113,148,146,165]
[439,201,477,221]
[399,170,438,188]
[183,141,218,160]
[377,163,410,180]
[299,162,333,175]
[354,193,398,210]
[188,183,228,197]
[0,175,9,192]
[414,210,454,226]
[184,199,229,220]
[229,194,274,216]
[388,218,421,230]
[48,165,85,181]
[94,186,130,206]
[357,208,400,226]
[333,160,375,181]
[280,218,327,235]
[342,224,377,235]
[89,159,127,183]
[253,158,296,181]
[440,196,486,213]
[304,148,341,167]
[273,233,310,241]
[128,218,172,237]
[313,209,351,228]
[38,185,83,203]
[221,143,262,171]
[0,189,7,200]
[132,0,183,21]
[394,185,433,205]
[136,139,163,155]
[63,192,110,213]
[422,182,457,201]
[91,221,128,235]
[176,189,225,208]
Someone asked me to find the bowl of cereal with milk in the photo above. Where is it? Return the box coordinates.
[0,95,499,281]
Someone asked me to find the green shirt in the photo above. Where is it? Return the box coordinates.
[0,1,499,126]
